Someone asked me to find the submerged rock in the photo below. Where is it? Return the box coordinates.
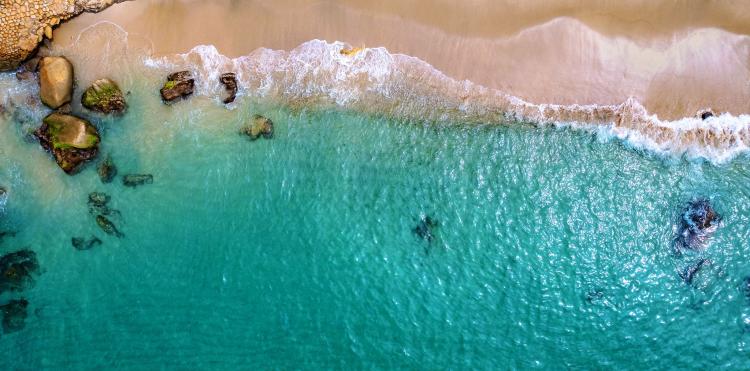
[220,72,238,104]
[97,156,117,183]
[0,299,29,334]
[38,56,73,109]
[122,174,153,188]
[82,78,127,114]
[71,236,103,250]
[160,71,194,103]
[34,113,100,174]
[0,231,17,244]
[674,199,720,254]
[743,276,750,303]
[680,258,710,284]
[413,215,438,243]
[96,215,123,238]
[240,114,274,140]
[0,249,39,294]
[87,191,118,216]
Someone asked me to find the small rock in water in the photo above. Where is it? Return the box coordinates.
[240,114,274,140]
[160,71,194,103]
[0,231,17,244]
[220,72,238,104]
[674,198,719,254]
[96,215,124,238]
[81,78,127,114]
[742,276,750,303]
[413,215,438,243]
[97,156,117,183]
[34,113,100,174]
[0,299,29,334]
[71,236,103,250]
[122,174,153,188]
[38,56,73,109]
[700,111,714,120]
[680,258,710,284]
[0,249,39,294]
[88,192,110,207]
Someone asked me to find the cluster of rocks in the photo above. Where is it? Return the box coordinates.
[29,56,127,175]
[0,246,39,334]
[673,199,720,285]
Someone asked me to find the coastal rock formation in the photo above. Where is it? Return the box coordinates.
[97,156,117,183]
[87,191,118,216]
[160,71,194,103]
[674,199,719,254]
[122,174,153,187]
[34,113,100,174]
[72,236,103,250]
[0,250,39,294]
[241,115,274,140]
[0,299,29,334]
[220,73,238,104]
[0,0,131,71]
[82,78,126,114]
[95,215,123,237]
[38,56,74,109]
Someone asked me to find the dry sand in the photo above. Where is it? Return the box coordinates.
[53,0,750,120]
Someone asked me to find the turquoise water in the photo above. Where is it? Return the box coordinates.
[2,78,750,369]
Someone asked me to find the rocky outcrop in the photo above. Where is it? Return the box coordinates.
[122,174,153,187]
[0,250,39,295]
[34,113,100,174]
[0,0,131,71]
[39,56,74,109]
[82,78,126,114]
[0,299,29,334]
[674,199,720,254]
[97,156,117,183]
[220,73,238,104]
[241,114,274,140]
[160,71,194,103]
[95,215,123,237]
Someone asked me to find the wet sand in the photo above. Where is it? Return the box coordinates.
[53,0,750,120]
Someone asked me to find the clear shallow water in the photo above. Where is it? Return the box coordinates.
[1,77,750,369]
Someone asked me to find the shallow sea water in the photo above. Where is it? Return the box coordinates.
[1,72,750,369]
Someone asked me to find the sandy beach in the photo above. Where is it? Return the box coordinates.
[50,0,750,120]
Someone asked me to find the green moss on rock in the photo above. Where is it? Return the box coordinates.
[81,78,126,114]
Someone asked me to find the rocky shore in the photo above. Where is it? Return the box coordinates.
[0,0,130,71]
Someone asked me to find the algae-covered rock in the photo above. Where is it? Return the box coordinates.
[160,71,194,103]
[96,215,123,238]
[122,174,153,188]
[82,78,126,114]
[240,114,274,140]
[34,113,100,174]
[0,299,29,334]
[97,156,117,183]
[38,56,73,109]
[0,249,39,294]
[72,236,103,250]
[220,72,238,104]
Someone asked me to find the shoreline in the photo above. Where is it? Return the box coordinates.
[50,0,750,121]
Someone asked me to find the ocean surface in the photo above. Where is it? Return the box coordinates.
[2,24,750,370]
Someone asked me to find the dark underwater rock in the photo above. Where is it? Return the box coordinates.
[122,174,153,188]
[0,299,28,334]
[97,156,117,183]
[82,78,127,114]
[674,199,719,254]
[160,71,194,103]
[88,192,110,207]
[96,215,123,238]
[680,258,710,284]
[0,249,39,294]
[71,236,103,250]
[413,215,438,243]
[0,231,17,244]
[220,72,237,104]
[240,114,274,140]
[34,113,100,174]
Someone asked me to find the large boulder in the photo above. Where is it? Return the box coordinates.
[97,156,117,183]
[82,78,126,114]
[38,56,74,109]
[122,174,153,188]
[220,72,238,104]
[160,71,194,103]
[240,114,274,140]
[34,113,100,174]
